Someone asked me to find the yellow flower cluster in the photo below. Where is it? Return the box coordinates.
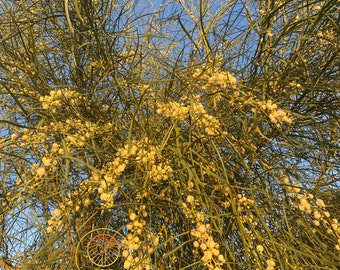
[99,192,115,208]
[103,156,128,184]
[31,153,58,179]
[258,100,293,126]
[297,194,313,214]
[157,96,221,135]
[291,192,332,224]
[281,174,340,250]
[35,166,46,178]
[45,182,95,234]
[39,89,87,112]
[157,101,189,121]
[256,244,264,254]
[266,259,276,270]
[98,152,130,208]
[111,138,160,169]
[46,208,63,233]
[191,101,221,135]
[122,209,151,270]
[181,196,205,223]
[98,137,175,207]
[65,134,86,148]
[186,194,195,204]
[11,114,120,214]
[192,67,237,99]
[136,146,158,167]
[148,163,173,182]
[236,193,255,212]
[129,139,174,184]
[316,29,336,46]
[17,116,113,158]
[191,223,225,269]
[206,70,237,89]
[181,192,225,269]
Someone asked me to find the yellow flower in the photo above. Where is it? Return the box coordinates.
[316,199,326,208]
[266,259,276,270]
[124,260,131,269]
[217,254,225,262]
[313,220,320,226]
[256,244,264,253]
[100,192,114,203]
[186,195,194,204]
[36,167,46,177]
[53,208,61,216]
[129,212,137,221]
[313,210,322,220]
[336,244,340,251]
[200,243,207,251]
[83,198,91,207]
[11,133,18,141]
[42,157,52,167]
[198,224,207,233]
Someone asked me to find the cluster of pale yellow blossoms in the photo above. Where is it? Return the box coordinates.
[122,207,158,270]
[96,138,173,207]
[43,135,175,229]
[226,89,294,129]
[191,223,226,270]
[10,110,115,205]
[46,208,63,233]
[182,193,226,269]
[316,29,337,47]
[190,101,222,135]
[45,181,94,234]
[39,89,88,113]
[157,67,236,135]
[257,100,293,126]
[156,101,189,121]
[157,96,221,135]
[282,176,301,194]
[192,67,237,100]
[122,211,145,269]
[235,193,255,213]
[281,175,340,251]
[148,163,173,182]
[265,259,276,270]
[8,102,168,231]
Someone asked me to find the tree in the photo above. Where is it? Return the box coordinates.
[0,0,339,269]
